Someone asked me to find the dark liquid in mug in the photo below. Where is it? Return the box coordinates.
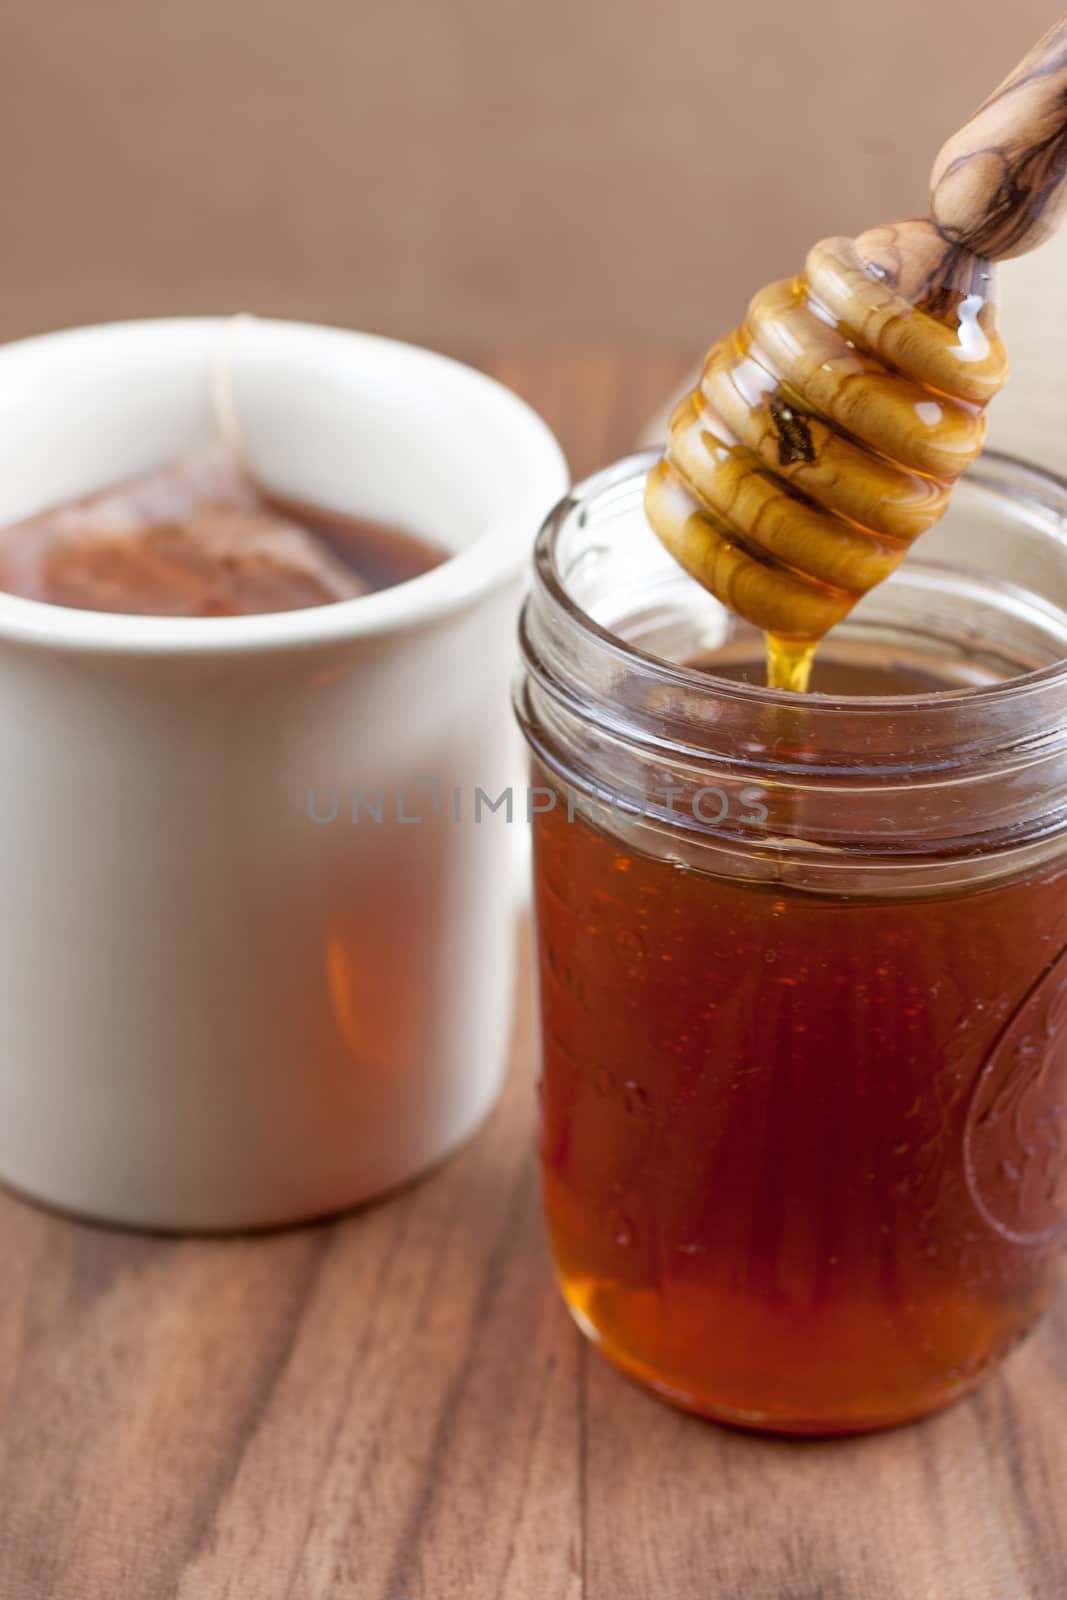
[0,452,446,617]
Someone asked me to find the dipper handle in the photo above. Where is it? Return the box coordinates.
[930,14,1067,260]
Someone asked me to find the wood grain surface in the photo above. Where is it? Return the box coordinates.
[0,352,1064,1600]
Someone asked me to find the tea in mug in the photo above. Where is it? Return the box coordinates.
[0,451,445,617]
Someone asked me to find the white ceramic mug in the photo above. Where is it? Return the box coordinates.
[0,317,567,1230]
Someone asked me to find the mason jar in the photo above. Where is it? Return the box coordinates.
[514,448,1067,1435]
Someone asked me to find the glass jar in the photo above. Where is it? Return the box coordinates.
[515,448,1067,1435]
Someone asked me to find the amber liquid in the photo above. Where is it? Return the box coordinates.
[533,657,1067,1433]
[274,493,446,596]
[0,455,446,617]
[766,633,817,692]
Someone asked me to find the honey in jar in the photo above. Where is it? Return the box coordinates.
[516,452,1067,1433]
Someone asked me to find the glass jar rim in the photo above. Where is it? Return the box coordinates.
[534,446,1067,718]
[517,447,1067,876]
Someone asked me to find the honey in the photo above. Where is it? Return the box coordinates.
[517,450,1067,1433]
[531,651,1067,1432]
[520,11,1067,1430]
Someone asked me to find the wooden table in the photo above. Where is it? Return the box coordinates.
[1,353,1064,1600]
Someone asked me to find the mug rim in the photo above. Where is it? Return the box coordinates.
[0,316,569,655]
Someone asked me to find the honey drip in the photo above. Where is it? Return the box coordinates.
[645,232,1009,691]
[766,635,817,695]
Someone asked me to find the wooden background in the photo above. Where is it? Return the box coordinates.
[0,0,1061,349]
[0,357,1064,1600]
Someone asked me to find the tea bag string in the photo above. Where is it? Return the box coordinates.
[209,312,259,473]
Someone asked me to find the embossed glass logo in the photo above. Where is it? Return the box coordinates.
[965,952,1067,1247]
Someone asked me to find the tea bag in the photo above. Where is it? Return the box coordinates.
[0,450,370,617]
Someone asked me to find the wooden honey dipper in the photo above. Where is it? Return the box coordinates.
[645,14,1067,691]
